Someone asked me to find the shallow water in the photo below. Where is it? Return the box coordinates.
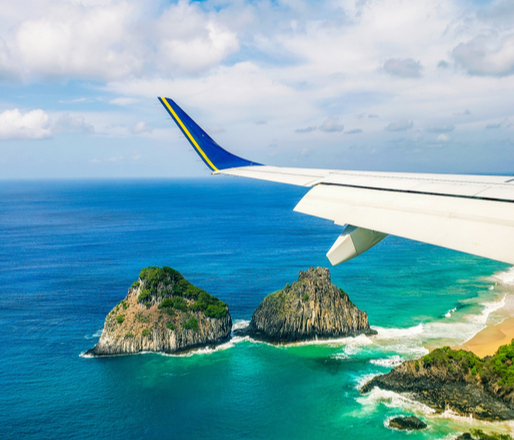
[1,178,512,439]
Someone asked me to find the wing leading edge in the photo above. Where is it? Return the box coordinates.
[159,97,514,265]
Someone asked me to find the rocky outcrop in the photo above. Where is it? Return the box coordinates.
[362,345,514,421]
[247,267,375,343]
[87,266,232,356]
[388,416,427,430]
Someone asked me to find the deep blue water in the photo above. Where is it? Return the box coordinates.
[1,178,512,439]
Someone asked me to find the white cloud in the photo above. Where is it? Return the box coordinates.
[453,35,514,77]
[383,58,423,78]
[385,120,413,132]
[131,121,152,134]
[13,2,142,80]
[437,134,449,142]
[0,108,51,139]
[53,113,94,133]
[110,97,139,106]
[0,108,96,139]
[318,117,344,133]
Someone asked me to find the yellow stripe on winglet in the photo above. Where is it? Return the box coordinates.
[160,97,218,171]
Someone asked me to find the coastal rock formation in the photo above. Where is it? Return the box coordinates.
[247,267,375,343]
[87,266,232,356]
[388,416,427,430]
[362,344,514,421]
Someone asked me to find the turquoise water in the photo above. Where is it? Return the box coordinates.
[1,178,513,439]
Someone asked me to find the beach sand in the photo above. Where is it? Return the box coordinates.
[457,317,514,358]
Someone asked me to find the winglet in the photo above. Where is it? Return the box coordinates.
[159,97,261,171]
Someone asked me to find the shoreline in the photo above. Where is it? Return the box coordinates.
[456,316,514,358]
[454,267,514,358]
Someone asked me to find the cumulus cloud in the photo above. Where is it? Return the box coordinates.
[0,0,239,81]
[0,108,51,139]
[385,120,413,132]
[437,134,449,142]
[383,58,423,78]
[0,108,95,139]
[318,117,344,133]
[453,35,514,77]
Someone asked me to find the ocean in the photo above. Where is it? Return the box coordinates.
[1,178,513,439]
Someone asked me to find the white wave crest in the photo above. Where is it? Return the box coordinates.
[282,333,374,349]
[84,329,102,340]
[357,386,436,415]
[370,355,403,368]
[493,266,514,286]
[445,308,457,318]
[355,373,380,390]
[372,323,424,340]
[466,296,505,324]
[232,320,250,332]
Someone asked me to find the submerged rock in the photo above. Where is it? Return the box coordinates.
[362,345,514,421]
[247,267,375,343]
[87,266,232,356]
[388,416,427,430]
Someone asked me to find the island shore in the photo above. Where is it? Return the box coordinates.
[457,317,514,358]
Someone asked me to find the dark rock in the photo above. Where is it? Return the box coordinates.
[455,434,473,440]
[362,346,514,421]
[247,267,375,343]
[388,416,427,430]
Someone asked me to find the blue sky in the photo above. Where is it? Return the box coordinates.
[0,0,513,179]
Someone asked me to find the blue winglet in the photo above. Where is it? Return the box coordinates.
[159,97,262,171]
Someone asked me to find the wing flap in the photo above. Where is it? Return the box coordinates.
[294,184,514,264]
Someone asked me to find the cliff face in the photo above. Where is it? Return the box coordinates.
[88,267,232,356]
[247,267,375,343]
[362,345,514,421]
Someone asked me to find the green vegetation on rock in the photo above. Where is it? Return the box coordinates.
[116,314,125,324]
[135,312,149,323]
[183,317,199,332]
[137,289,150,303]
[125,332,134,338]
[135,266,228,319]
[166,323,175,331]
[423,343,514,389]
[142,329,150,337]
[470,429,513,440]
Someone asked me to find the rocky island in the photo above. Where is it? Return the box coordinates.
[362,343,514,421]
[87,266,232,356]
[247,267,375,343]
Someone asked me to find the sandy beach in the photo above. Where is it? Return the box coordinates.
[457,317,514,358]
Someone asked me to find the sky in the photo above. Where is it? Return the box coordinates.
[1,0,514,179]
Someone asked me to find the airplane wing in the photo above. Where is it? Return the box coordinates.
[159,97,514,266]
